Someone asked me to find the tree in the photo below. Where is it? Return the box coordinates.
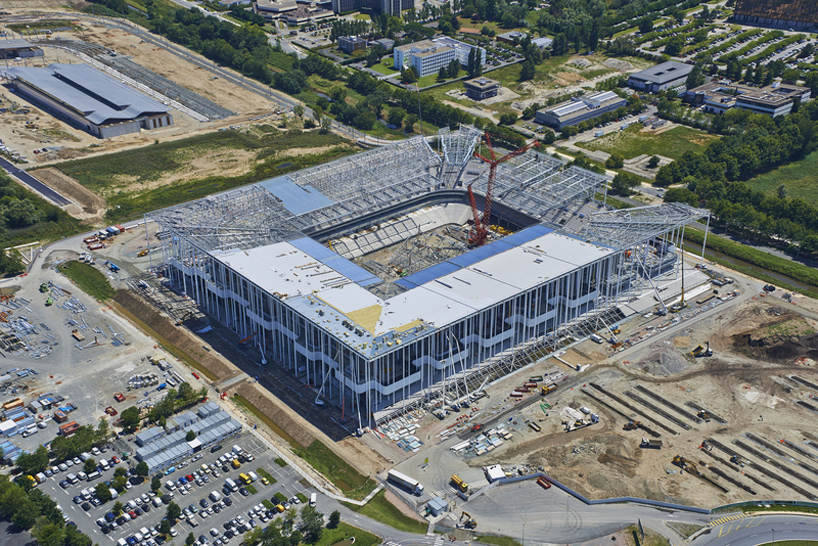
[113,501,124,515]
[120,406,140,431]
[519,59,535,81]
[611,172,640,196]
[638,16,653,34]
[300,506,324,543]
[686,63,705,89]
[151,475,162,493]
[320,116,332,134]
[400,66,418,83]
[112,475,127,492]
[387,107,406,128]
[328,510,340,528]
[293,104,305,118]
[663,186,699,206]
[114,466,128,478]
[552,33,568,56]
[437,65,447,82]
[95,482,113,503]
[605,153,624,169]
[405,113,419,132]
[365,47,382,67]
[3,198,40,229]
[83,458,97,474]
[12,496,38,529]
[647,155,661,169]
[135,461,149,478]
[167,501,181,522]
[159,518,172,535]
[185,430,196,441]
[186,532,196,546]
[498,113,517,125]
[17,445,49,476]
[664,35,684,57]
[467,47,482,78]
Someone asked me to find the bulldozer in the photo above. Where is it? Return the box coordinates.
[460,511,477,529]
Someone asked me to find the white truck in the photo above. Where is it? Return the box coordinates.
[209,491,221,503]
[225,478,238,492]
[247,471,258,483]
[387,469,424,495]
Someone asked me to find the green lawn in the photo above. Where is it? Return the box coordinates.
[296,492,308,503]
[274,492,287,503]
[274,458,288,468]
[370,59,398,76]
[476,536,523,546]
[245,484,258,495]
[60,261,116,301]
[312,523,380,546]
[746,149,818,202]
[577,125,719,160]
[256,468,277,485]
[48,130,354,223]
[262,499,275,510]
[343,490,428,534]
[294,441,376,501]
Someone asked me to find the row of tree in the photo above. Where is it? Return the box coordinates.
[146,381,208,425]
[660,101,818,256]
[0,475,92,545]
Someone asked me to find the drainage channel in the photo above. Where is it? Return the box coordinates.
[685,401,728,425]
[745,433,818,479]
[790,375,818,392]
[699,447,775,492]
[581,389,661,438]
[697,460,757,495]
[589,383,677,435]
[625,391,691,431]
[797,400,818,414]
[635,385,702,424]
[734,439,818,493]
[705,438,817,501]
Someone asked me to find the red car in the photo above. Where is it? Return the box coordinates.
[111,456,121,464]
[186,474,194,482]
[128,510,137,519]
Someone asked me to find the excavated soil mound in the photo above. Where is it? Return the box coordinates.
[765,334,818,360]
[733,315,818,361]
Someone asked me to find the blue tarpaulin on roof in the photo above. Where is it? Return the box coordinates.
[290,238,380,287]
[258,176,334,215]
[395,261,461,290]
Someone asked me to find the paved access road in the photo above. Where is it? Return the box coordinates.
[0,156,71,206]
[693,514,818,546]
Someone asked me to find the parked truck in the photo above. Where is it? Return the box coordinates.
[640,438,663,449]
[387,469,424,496]
[450,474,468,493]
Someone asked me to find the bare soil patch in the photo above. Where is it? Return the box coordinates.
[33,167,106,217]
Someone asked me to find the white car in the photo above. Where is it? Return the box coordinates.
[210,528,220,537]
[170,528,178,537]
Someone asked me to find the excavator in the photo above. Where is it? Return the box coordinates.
[460,511,477,529]
[623,420,641,431]
[672,455,699,475]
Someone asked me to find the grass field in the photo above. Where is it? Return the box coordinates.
[274,458,288,467]
[343,490,428,533]
[231,394,301,449]
[50,130,354,223]
[577,125,719,160]
[245,484,258,495]
[256,468,277,485]
[60,261,116,301]
[370,59,398,76]
[295,441,376,501]
[312,523,380,546]
[476,536,523,546]
[746,149,818,201]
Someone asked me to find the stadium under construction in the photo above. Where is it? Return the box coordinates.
[147,127,709,427]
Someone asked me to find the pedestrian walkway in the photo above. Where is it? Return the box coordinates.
[708,513,747,526]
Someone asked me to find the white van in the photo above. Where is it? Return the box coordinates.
[67,473,78,484]
[100,459,110,471]
[309,493,316,507]
[209,491,221,503]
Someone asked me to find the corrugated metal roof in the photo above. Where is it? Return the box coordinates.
[3,63,168,125]
[259,176,334,215]
[0,39,37,50]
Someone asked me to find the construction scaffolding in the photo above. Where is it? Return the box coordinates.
[148,127,711,428]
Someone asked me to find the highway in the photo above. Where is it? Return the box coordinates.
[0,156,71,206]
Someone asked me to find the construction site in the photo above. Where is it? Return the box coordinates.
[147,126,709,431]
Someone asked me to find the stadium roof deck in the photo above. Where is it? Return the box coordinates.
[149,129,708,356]
[3,63,168,125]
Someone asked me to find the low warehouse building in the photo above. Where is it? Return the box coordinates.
[534,91,627,130]
[0,39,44,60]
[627,61,693,93]
[2,63,173,138]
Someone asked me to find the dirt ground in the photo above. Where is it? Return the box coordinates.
[32,167,107,220]
[0,14,285,165]
[463,295,818,508]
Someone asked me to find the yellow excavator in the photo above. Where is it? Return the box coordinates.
[460,511,477,529]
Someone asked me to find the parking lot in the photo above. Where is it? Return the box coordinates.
[40,433,317,545]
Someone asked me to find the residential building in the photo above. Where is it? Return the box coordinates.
[627,61,693,93]
[338,35,368,54]
[394,37,486,77]
[463,76,501,100]
[534,91,627,130]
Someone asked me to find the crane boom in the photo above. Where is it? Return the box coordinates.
[469,134,539,246]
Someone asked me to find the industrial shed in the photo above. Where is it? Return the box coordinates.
[2,63,172,138]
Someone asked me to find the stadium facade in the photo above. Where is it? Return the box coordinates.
[148,128,707,426]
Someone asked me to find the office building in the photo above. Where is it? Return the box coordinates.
[534,91,627,130]
[627,61,693,93]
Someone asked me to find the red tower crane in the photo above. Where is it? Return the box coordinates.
[467,134,539,246]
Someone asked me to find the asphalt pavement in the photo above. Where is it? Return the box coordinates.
[693,514,818,546]
[0,156,71,206]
